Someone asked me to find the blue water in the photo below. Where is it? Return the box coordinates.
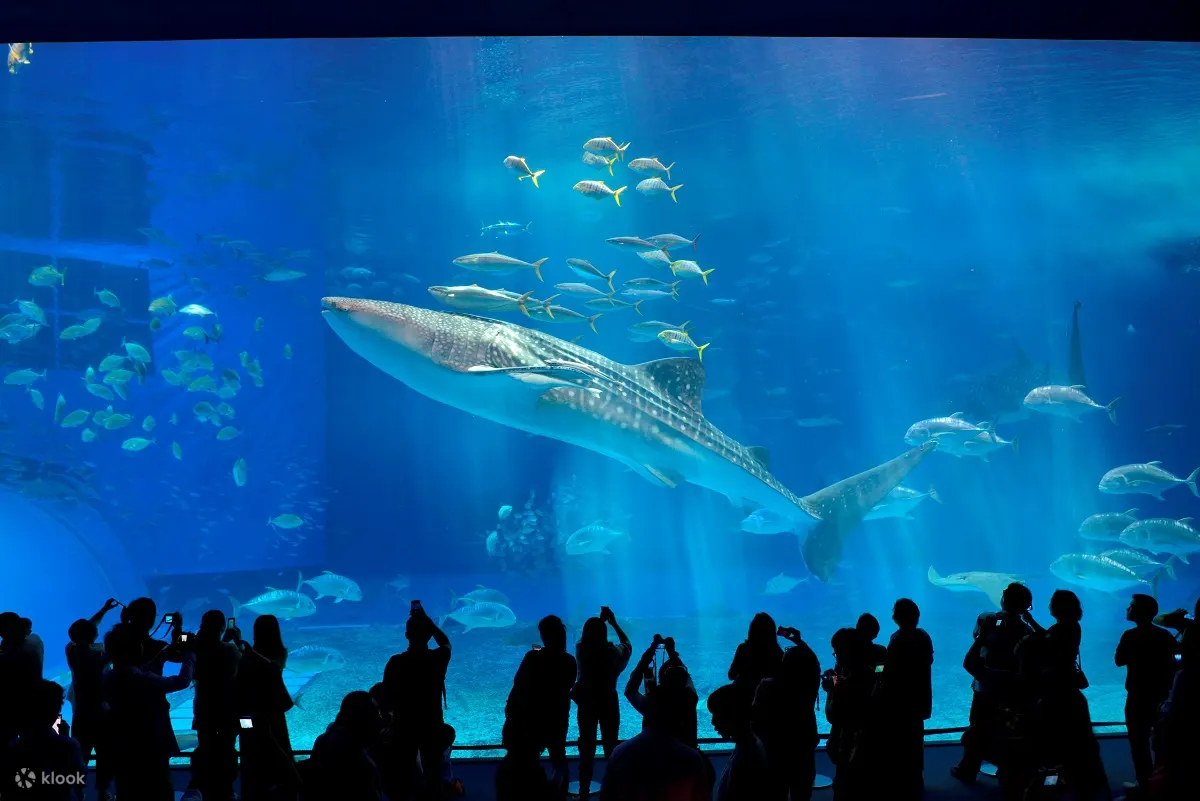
[2,38,1199,752]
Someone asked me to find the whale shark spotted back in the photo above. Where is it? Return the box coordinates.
[321,298,934,580]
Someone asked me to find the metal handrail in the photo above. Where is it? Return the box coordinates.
[279,721,1127,757]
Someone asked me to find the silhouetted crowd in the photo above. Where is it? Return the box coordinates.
[0,586,1196,800]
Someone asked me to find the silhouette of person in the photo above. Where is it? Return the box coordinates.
[235,614,298,801]
[0,679,85,801]
[1016,589,1107,801]
[303,691,384,801]
[600,671,710,801]
[752,625,820,801]
[728,612,783,692]
[952,582,1034,784]
[625,635,699,748]
[727,611,783,734]
[187,610,242,801]
[103,621,196,801]
[1154,599,1197,668]
[880,598,933,801]
[856,612,888,670]
[65,598,120,799]
[118,599,174,676]
[824,627,880,800]
[0,611,46,750]
[381,604,452,801]
[1116,593,1179,790]
[502,614,577,793]
[1140,658,1198,800]
[574,606,632,798]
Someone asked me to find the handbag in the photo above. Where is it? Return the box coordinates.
[1074,654,1089,690]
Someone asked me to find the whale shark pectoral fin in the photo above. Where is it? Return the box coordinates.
[641,464,683,488]
[466,363,591,384]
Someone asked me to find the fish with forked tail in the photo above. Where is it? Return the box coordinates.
[503,155,544,187]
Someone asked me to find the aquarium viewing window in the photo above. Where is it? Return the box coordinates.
[2,36,1197,756]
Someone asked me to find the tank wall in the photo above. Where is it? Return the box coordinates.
[3,37,1199,755]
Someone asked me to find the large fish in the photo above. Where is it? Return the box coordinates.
[946,347,1051,425]
[927,566,1023,608]
[321,298,935,581]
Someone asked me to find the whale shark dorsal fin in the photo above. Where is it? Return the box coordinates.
[1070,384,1086,391]
[1148,460,1163,466]
[635,357,706,413]
[746,446,770,470]
[949,412,964,419]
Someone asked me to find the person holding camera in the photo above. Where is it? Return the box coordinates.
[102,620,197,801]
[65,597,121,800]
[1154,599,1198,669]
[574,605,632,799]
[951,582,1035,785]
[752,625,820,801]
[183,610,243,801]
[602,635,708,801]
[624,634,699,748]
[119,598,178,676]
[381,600,452,801]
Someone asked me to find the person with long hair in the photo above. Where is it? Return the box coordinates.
[574,606,632,798]
[236,614,298,800]
[1017,589,1108,800]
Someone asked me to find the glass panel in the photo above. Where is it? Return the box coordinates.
[5,37,1196,757]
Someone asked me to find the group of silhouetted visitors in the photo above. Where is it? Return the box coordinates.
[0,586,1197,801]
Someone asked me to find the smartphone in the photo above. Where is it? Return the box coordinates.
[239,718,253,729]
[1044,775,1058,786]
[54,716,62,733]
[776,626,786,637]
[227,617,236,629]
[410,600,422,613]
[875,664,885,673]
[179,633,190,643]
[995,617,1004,627]
[1175,653,1183,662]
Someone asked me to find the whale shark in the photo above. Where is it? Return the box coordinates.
[321,297,935,581]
